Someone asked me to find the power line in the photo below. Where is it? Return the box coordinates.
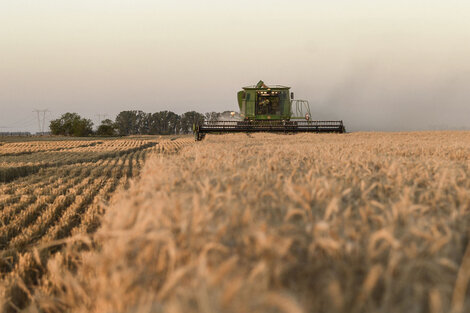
[0,116,37,129]
[13,117,37,129]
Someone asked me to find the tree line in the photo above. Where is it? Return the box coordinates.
[49,110,233,137]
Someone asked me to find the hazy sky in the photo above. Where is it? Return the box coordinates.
[1,0,469,132]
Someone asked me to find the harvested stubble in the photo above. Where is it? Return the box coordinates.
[22,131,470,313]
[0,139,159,183]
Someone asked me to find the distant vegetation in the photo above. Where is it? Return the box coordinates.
[49,110,231,137]
[96,119,117,137]
[113,110,205,136]
[49,113,94,137]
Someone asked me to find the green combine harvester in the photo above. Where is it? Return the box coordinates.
[194,80,345,140]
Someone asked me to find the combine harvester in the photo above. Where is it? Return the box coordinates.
[194,80,345,140]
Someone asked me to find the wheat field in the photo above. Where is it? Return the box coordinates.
[2,132,470,313]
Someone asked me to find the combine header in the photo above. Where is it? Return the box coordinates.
[194,80,345,140]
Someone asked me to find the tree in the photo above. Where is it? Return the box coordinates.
[149,111,181,135]
[139,113,152,135]
[168,111,181,134]
[96,119,117,136]
[114,110,148,136]
[113,110,208,135]
[49,113,93,137]
[180,111,205,134]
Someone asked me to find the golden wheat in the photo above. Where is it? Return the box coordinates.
[23,131,470,313]
[3,132,469,313]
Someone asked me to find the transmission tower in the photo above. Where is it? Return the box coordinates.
[33,109,50,134]
[95,114,108,124]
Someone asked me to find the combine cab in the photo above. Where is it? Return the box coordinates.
[194,80,345,140]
